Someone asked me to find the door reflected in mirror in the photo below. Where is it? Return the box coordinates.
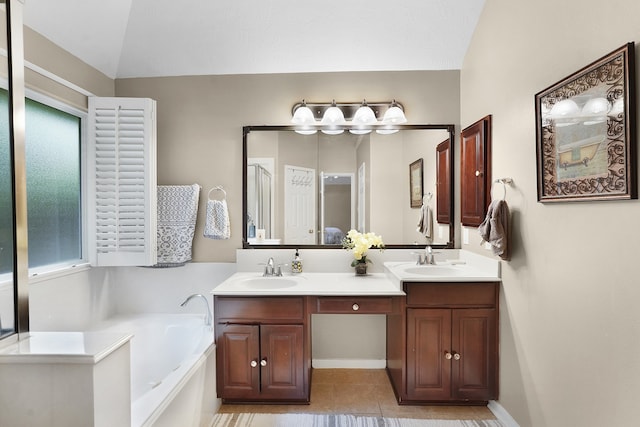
[243,125,455,248]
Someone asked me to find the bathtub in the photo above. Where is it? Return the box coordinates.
[95,314,217,427]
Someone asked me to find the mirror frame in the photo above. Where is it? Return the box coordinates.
[242,124,456,249]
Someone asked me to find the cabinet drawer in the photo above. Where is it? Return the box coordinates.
[406,282,497,307]
[315,297,393,314]
[215,296,305,322]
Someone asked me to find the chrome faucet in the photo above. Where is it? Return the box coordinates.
[262,257,283,276]
[425,245,436,265]
[180,294,212,326]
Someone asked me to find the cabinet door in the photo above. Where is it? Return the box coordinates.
[451,308,498,401]
[260,324,305,400]
[217,324,260,400]
[406,308,452,400]
[460,116,491,227]
[436,138,451,224]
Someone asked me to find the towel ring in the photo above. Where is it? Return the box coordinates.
[492,178,513,200]
[208,186,226,200]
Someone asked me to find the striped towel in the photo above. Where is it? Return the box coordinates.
[155,184,200,267]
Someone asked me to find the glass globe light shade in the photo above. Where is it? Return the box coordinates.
[320,105,345,135]
[381,105,407,125]
[582,97,610,125]
[549,99,580,127]
[549,99,580,117]
[291,105,315,125]
[350,104,376,135]
[321,106,346,125]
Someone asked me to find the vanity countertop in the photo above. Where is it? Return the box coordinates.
[217,249,501,296]
[383,250,501,286]
[211,272,405,296]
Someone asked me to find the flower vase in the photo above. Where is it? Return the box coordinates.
[354,262,368,276]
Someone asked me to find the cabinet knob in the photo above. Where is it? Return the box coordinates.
[444,352,452,360]
[475,170,483,177]
[250,360,258,368]
[260,358,267,367]
[453,352,461,361]
[352,303,360,311]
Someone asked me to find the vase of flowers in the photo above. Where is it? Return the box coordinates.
[342,229,385,276]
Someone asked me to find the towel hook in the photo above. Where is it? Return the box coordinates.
[208,185,226,200]
[422,192,433,205]
[492,178,513,200]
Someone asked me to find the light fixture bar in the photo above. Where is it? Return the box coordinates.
[291,101,405,121]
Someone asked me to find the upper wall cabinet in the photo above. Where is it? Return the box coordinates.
[436,138,451,224]
[460,116,492,227]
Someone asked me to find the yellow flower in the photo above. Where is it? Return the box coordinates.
[342,229,385,265]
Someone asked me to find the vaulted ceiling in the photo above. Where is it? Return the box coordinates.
[22,0,485,79]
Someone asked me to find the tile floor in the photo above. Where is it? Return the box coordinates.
[218,369,497,420]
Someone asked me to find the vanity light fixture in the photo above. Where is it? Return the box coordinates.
[290,99,407,135]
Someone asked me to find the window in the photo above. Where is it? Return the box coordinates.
[0,88,83,275]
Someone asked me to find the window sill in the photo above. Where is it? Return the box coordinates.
[0,262,91,289]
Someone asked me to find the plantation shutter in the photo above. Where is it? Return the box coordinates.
[87,97,157,266]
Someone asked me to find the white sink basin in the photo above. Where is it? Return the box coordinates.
[237,277,299,290]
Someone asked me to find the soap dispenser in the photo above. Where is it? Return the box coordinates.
[291,249,303,273]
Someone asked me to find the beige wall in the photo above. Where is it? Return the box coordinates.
[461,1,640,426]
[115,71,460,262]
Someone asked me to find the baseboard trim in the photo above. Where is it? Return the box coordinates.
[312,359,386,369]
[488,400,520,427]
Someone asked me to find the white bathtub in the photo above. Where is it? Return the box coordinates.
[95,314,217,427]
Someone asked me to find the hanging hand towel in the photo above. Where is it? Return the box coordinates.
[155,184,201,267]
[478,199,510,260]
[204,191,231,240]
[416,204,433,240]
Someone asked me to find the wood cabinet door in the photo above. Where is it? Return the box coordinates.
[259,324,305,400]
[436,138,451,224]
[217,324,260,400]
[460,116,491,227]
[406,308,452,400]
[451,308,498,401]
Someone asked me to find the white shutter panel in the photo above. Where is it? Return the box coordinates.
[88,97,157,266]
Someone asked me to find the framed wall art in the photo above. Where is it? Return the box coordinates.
[535,42,636,202]
[409,158,423,208]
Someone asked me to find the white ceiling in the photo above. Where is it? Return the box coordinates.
[22,0,485,79]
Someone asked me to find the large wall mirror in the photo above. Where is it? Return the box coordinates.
[243,124,456,249]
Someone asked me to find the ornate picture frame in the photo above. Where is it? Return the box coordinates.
[535,42,636,202]
[409,158,423,208]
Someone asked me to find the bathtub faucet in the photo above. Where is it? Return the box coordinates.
[180,294,212,326]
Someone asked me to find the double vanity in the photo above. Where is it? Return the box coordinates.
[212,250,500,406]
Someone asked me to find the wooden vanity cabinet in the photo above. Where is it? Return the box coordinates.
[388,282,499,404]
[214,296,311,403]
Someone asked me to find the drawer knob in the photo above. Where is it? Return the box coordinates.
[260,358,268,367]
[453,353,461,361]
[444,352,452,360]
[352,303,360,311]
[250,360,258,368]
